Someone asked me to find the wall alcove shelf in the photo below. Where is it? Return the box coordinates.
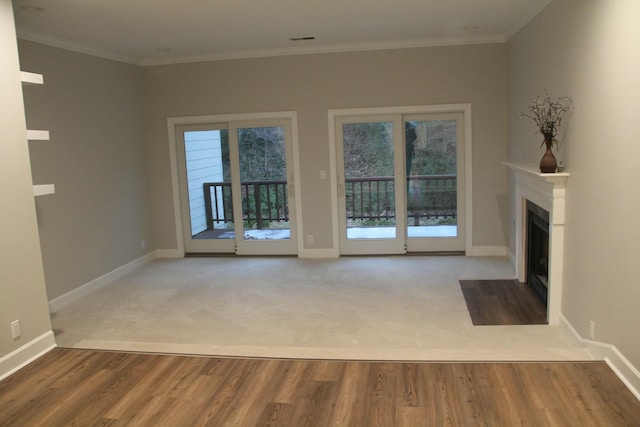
[21,71,54,197]
[20,71,43,85]
[33,184,55,197]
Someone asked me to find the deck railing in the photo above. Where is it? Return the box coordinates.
[345,175,457,226]
[203,174,456,230]
[203,181,289,230]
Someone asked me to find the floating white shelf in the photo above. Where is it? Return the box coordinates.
[22,72,50,142]
[22,70,54,199]
[33,184,55,197]
[26,129,50,141]
[20,71,44,85]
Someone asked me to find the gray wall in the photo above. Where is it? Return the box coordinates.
[18,41,154,300]
[143,44,510,251]
[508,0,640,368]
[0,2,51,361]
[8,0,640,378]
[16,40,511,301]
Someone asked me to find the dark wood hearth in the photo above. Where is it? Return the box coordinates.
[460,279,547,325]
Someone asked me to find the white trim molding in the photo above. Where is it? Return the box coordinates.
[0,331,56,382]
[299,248,340,259]
[468,246,507,257]
[560,314,640,401]
[167,112,303,258]
[328,104,473,256]
[155,249,181,258]
[48,252,156,312]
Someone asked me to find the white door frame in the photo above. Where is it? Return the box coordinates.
[328,104,473,255]
[168,112,304,257]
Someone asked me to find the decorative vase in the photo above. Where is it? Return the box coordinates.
[539,140,557,173]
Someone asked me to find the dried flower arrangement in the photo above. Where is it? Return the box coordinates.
[520,91,573,146]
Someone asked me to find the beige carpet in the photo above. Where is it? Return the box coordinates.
[51,256,593,361]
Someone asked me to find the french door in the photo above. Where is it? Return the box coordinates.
[176,118,297,255]
[336,115,406,254]
[335,110,466,254]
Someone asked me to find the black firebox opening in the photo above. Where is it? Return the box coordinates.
[526,200,549,306]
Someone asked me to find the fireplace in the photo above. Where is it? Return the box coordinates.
[526,200,549,305]
[504,162,568,325]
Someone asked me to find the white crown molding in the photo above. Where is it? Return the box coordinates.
[17,30,137,65]
[138,35,507,66]
[18,30,506,67]
[504,0,553,40]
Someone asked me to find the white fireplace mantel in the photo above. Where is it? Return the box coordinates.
[504,162,569,325]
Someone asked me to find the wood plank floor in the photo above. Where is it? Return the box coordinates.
[1,349,639,426]
[460,279,548,325]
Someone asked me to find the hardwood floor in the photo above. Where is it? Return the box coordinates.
[460,279,548,325]
[1,349,639,426]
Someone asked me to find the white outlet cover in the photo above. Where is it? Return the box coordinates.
[11,320,21,339]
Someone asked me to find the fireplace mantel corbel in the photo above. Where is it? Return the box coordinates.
[504,162,569,325]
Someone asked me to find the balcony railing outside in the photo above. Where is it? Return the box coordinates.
[203,181,289,231]
[203,174,456,231]
[346,175,457,226]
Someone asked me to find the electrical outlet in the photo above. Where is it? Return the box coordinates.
[307,234,314,244]
[589,320,595,340]
[11,320,21,339]
[141,240,146,250]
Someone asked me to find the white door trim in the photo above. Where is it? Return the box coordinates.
[328,104,473,255]
[167,111,304,257]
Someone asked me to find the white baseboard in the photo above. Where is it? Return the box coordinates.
[506,248,516,267]
[559,314,640,401]
[300,247,509,258]
[0,331,56,381]
[155,248,181,258]
[48,252,156,312]
[467,245,507,257]
[299,248,339,259]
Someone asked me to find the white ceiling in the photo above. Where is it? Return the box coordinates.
[13,0,551,66]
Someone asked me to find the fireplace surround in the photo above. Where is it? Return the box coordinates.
[504,162,569,325]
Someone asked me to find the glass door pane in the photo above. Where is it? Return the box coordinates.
[237,126,290,240]
[404,113,465,252]
[230,120,297,255]
[405,119,457,237]
[343,121,396,239]
[185,129,234,238]
[177,124,236,253]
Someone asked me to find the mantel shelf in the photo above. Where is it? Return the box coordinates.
[503,161,569,185]
[33,184,55,197]
[20,71,44,85]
